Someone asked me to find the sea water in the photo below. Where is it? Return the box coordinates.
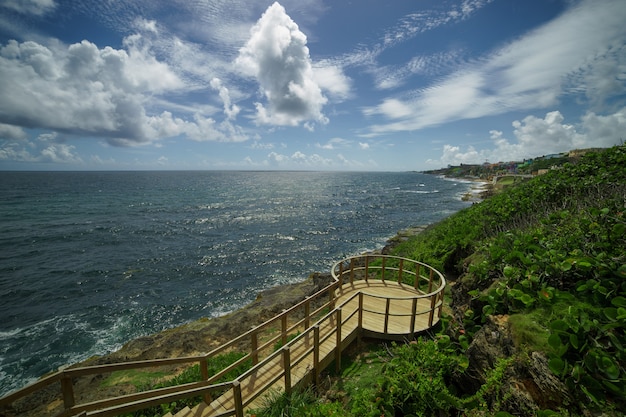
[0,170,474,396]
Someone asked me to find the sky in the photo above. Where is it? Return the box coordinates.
[0,0,625,171]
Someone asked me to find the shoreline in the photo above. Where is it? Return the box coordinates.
[78,225,427,368]
[4,228,427,416]
[55,176,484,371]
[4,176,478,413]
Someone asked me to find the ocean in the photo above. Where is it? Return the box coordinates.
[0,170,475,396]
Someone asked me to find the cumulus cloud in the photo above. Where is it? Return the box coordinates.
[266,150,331,167]
[0,32,249,145]
[0,123,26,140]
[235,2,329,128]
[431,107,626,166]
[0,131,82,164]
[312,63,351,100]
[364,0,626,135]
[315,137,351,150]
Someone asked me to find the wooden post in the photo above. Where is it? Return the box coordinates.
[384,298,391,334]
[251,330,259,365]
[349,258,355,284]
[410,298,417,336]
[438,287,445,318]
[381,257,386,281]
[200,358,211,404]
[281,311,288,346]
[358,293,364,330]
[358,293,364,347]
[338,262,344,290]
[61,375,75,410]
[283,346,292,395]
[364,255,369,281]
[233,380,244,417]
[335,308,342,373]
[428,295,436,327]
[304,297,311,330]
[398,259,404,284]
[313,325,320,386]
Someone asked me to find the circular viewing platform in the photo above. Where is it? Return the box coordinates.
[332,254,446,338]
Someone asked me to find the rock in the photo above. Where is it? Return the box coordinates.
[462,315,517,392]
[525,351,572,408]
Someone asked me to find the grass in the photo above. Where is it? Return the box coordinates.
[100,369,170,390]
[508,312,550,352]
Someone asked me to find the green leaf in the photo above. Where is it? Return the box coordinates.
[611,296,626,308]
[548,357,565,376]
[560,259,573,271]
[612,223,626,237]
[604,307,618,321]
[548,333,563,351]
[569,333,579,350]
[503,265,516,278]
[608,332,624,352]
[482,305,494,316]
[598,355,620,380]
[520,293,534,306]
[550,320,569,332]
[602,379,624,395]
[458,335,470,350]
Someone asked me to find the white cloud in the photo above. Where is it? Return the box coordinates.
[40,143,82,164]
[312,63,351,100]
[210,78,240,120]
[0,33,249,146]
[1,0,55,16]
[0,123,26,140]
[359,142,370,150]
[381,0,494,49]
[315,137,351,150]
[364,0,626,135]
[266,150,332,167]
[235,2,329,128]
[431,107,626,166]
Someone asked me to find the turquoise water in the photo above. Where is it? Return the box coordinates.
[0,171,473,396]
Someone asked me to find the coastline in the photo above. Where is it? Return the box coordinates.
[4,175,479,414]
[77,226,427,368]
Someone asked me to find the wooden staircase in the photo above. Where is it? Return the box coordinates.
[0,255,446,417]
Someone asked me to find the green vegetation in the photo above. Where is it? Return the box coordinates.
[257,145,626,416]
[112,351,252,417]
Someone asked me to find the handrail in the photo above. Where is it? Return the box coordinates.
[1,255,445,417]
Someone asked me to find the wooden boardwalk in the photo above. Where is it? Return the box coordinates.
[0,255,445,417]
[168,279,442,417]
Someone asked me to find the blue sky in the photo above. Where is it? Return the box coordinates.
[0,0,624,171]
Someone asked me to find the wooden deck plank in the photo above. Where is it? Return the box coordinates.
[196,279,440,416]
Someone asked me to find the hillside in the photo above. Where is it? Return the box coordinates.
[254,145,626,416]
[385,145,626,416]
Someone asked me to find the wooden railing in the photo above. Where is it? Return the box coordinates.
[0,255,445,417]
[332,255,447,335]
